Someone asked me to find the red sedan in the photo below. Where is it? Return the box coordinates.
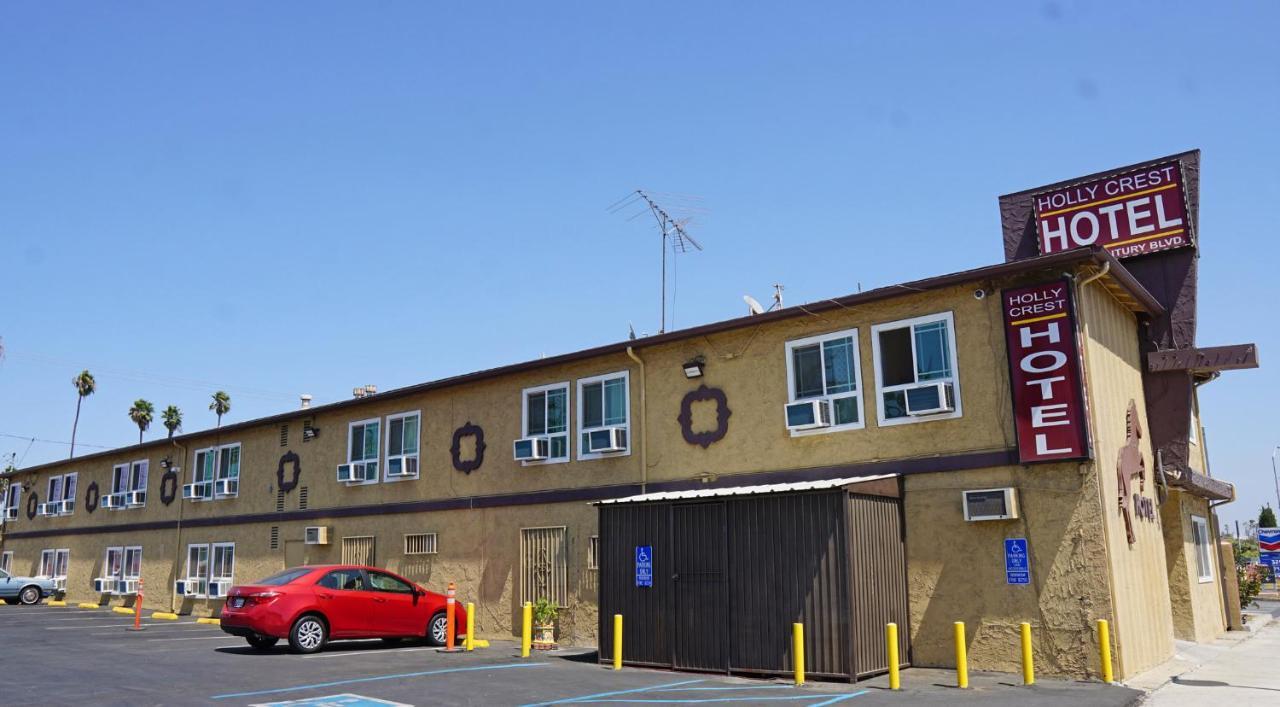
[220,565,467,653]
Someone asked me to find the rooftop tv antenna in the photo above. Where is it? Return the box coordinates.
[608,190,705,333]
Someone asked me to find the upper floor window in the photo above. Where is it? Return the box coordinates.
[3,483,21,522]
[784,328,864,434]
[188,444,240,501]
[41,473,76,516]
[871,312,962,426]
[578,371,630,459]
[384,412,421,481]
[1192,515,1214,583]
[519,383,570,464]
[339,418,380,484]
[109,460,149,509]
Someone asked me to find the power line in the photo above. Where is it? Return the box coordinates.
[0,432,113,451]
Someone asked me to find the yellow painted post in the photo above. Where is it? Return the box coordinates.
[1021,622,1034,685]
[793,622,805,686]
[886,623,901,690]
[465,602,475,651]
[521,602,532,658]
[1097,619,1113,683]
[613,614,623,670]
[954,621,969,689]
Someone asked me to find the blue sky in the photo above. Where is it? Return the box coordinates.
[1,2,1276,531]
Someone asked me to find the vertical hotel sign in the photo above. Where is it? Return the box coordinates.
[1004,280,1090,463]
[1035,161,1192,258]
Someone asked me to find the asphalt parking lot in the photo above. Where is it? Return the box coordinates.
[0,604,1141,706]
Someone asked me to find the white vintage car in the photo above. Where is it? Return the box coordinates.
[0,568,59,605]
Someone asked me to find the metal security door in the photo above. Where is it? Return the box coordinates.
[672,502,728,672]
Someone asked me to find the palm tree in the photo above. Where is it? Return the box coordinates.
[128,399,155,445]
[70,370,96,459]
[209,391,231,431]
[161,405,183,438]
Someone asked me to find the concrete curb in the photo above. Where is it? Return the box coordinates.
[150,612,179,620]
[47,600,68,607]
[195,617,220,625]
[111,606,135,615]
[77,602,101,609]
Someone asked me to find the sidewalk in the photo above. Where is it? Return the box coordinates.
[1138,602,1280,706]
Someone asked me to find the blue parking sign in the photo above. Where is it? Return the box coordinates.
[635,545,653,588]
[1005,538,1030,585]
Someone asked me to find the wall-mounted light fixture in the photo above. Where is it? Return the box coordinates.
[682,356,706,379]
[159,457,172,470]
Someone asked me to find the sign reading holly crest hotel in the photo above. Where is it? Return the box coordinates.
[1003,280,1090,463]
[1034,160,1193,258]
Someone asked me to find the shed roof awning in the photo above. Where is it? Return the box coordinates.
[594,474,899,505]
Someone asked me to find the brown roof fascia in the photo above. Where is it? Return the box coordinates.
[1147,344,1260,374]
[8,248,1157,476]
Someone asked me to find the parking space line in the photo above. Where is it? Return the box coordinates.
[520,679,706,707]
[809,692,869,706]
[146,635,239,641]
[303,646,440,659]
[211,661,548,700]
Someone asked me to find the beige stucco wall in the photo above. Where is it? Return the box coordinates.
[1078,279,1175,678]
[1161,489,1226,642]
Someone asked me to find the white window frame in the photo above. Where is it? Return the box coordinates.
[1191,515,1214,583]
[185,544,210,584]
[111,463,130,496]
[3,483,20,522]
[588,535,599,571]
[211,542,235,584]
[346,418,382,486]
[383,410,422,482]
[104,546,124,581]
[40,548,69,580]
[0,551,11,574]
[521,382,572,466]
[45,473,76,515]
[191,443,240,500]
[1189,395,1199,446]
[577,370,631,461]
[123,546,142,581]
[183,542,234,598]
[870,311,963,427]
[784,327,866,436]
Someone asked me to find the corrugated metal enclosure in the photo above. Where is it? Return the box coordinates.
[597,476,910,681]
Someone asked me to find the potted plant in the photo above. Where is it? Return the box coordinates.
[532,597,558,650]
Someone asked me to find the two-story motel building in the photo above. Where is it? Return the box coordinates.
[0,152,1257,681]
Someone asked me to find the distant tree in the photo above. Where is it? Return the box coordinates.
[1260,505,1278,529]
[69,370,96,458]
[209,391,231,432]
[161,405,183,438]
[128,399,155,444]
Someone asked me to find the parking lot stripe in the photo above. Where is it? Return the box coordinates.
[303,646,441,659]
[210,661,548,700]
[147,635,239,641]
[520,679,706,707]
[809,692,869,706]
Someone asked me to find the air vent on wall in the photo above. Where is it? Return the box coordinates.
[270,526,279,550]
[298,486,309,510]
[276,490,285,513]
[280,424,289,447]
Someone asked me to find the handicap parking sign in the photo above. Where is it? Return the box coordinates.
[1005,538,1030,585]
[635,545,653,588]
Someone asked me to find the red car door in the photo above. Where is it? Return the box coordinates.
[366,570,426,636]
[314,568,378,637]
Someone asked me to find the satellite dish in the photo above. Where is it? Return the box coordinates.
[743,295,765,316]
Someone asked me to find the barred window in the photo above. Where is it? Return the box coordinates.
[588,535,599,570]
[521,526,567,607]
[341,535,376,566]
[404,533,438,555]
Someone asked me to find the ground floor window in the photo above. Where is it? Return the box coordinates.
[99,546,142,593]
[39,549,69,588]
[1191,515,1214,582]
[184,542,234,597]
[0,551,11,574]
[341,535,376,566]
[521,526,567,607]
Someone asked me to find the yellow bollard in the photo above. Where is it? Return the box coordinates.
[886,622,901,690]
[521,602,532,658]
[954,621,969,689]
[1021,622,1034,685]
[793,622,805,686]
[613,614,623,670]
[465,602,475,652]
[1097,619,1113,683]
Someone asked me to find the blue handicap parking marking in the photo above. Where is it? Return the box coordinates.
[251,694,410,707]
[1005,537,1030,585]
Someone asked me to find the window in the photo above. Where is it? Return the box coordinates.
[104,547,123,581]
[871,312,962,425]
[184,542,234,597]
[521,526,567,607]
[1192,515,1214,583]
[192,444,240,500]
[341,535,376,566]
[384,411,421,481]
[185,544,209,593]
[3,483,20,521]
[404,533,438,555]
[578,371,630,459]
[39,549,69,581]
[100,546,141,591]
[521,383,570,464]
[785,328,864,433]
[368,570,414,594]
[45,473,77,515]
[317,568,365,591]
[257,567,310,586]
[111,460,149,508]
[1189,395,1200,445]
[588,535,599,570]
[211,543,235,584]
[111,464,129,497]
[1,551,13,574]
[343,419,380,484]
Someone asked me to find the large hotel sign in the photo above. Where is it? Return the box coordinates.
[1034,160,1192,258]
[1003,280,1090,464]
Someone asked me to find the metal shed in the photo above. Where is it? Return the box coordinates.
[596,475,910,681]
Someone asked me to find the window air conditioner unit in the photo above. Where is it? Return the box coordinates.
[36,502,56,517]
[304,526,330,545]
[57,499,74,515]
[183,482,212,501]
[586,427,628,454]
[102,493,125,510]
[182,579,207,597]
[53,578,67,591]
[127,490,146,507]
[115,579,138,596]
[905,382,956,416]
[785,399,831,431]
[513,437,549,462]
[5,507,19,520]
[386,456,418,478]
[207,580,230,598]
[174,580,188,596]
[215,478,238,497]
[962,487,1020,521]
[94,577,114,593]
[337,461,375,483]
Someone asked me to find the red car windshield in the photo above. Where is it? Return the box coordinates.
[253,567,313,586]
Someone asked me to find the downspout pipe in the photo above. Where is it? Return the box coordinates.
[1078,261,1111,290]
[170,438,188,614]
[625,346,648,494]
